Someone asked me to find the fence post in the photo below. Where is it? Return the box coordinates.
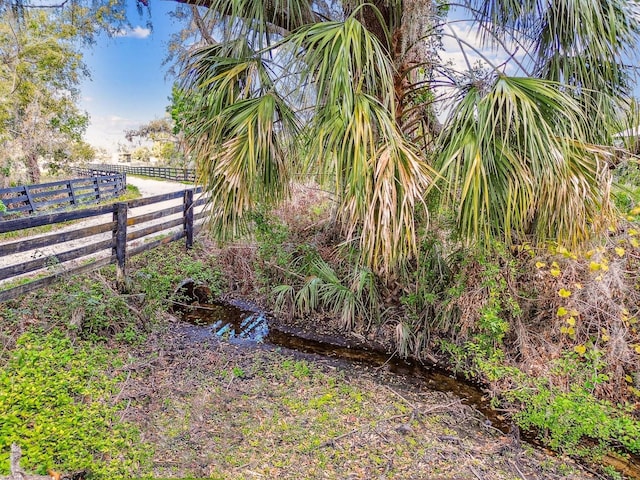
[94,175,102,201]
[23,186,35,214]
[68,180,77,205]
[114,202,128,292]
[184,189,194,249]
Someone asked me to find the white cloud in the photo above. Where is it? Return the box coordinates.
[440,22,522,75]
[433,20,525,121]
[83,115,142,154]
[113,26,151,39]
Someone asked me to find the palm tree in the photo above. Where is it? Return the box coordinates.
[178,0,639,275]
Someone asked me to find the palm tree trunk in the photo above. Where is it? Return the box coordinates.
[353,0,441,149]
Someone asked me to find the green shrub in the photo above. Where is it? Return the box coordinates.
[32,276,137,343]
[132,242,223,310]
[509,383,640,456]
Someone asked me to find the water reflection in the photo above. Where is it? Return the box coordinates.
[181,301,269,342]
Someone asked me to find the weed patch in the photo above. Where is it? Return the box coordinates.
[420,235,640,461]
[0,331,148,477]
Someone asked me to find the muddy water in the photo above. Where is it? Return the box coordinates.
[178,300,640,479]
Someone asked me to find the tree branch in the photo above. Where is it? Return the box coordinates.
[190,5,215,45]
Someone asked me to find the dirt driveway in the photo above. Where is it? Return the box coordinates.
[126,175,189,197]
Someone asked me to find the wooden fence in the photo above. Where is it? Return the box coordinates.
[0,187,207,302]
[85,164,196,182]
[0,173,126,216]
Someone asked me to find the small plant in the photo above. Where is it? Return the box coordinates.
[118,184,141,201]
[43,276,136,342]
[282,359,312,379]
[274,255,380,331]
[251,209,294,287]
[613,161,640,211]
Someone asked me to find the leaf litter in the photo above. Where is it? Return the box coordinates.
[117,323,599,479]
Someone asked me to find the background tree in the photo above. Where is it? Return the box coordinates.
[125,115,185,166]
[0,8,94,184]
[131,145,152,162]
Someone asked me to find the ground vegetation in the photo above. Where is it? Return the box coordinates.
[0,241,622,479]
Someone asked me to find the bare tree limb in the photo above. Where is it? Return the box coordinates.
[189,5,215,45]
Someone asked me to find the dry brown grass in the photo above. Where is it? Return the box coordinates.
[118,326,598,479]
[506,231,640,403]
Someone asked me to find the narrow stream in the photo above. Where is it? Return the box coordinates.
[176,296,640,479]
[178,298,505,427]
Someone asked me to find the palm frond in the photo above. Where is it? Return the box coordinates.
[295,275,322,314]
[436,75,615,247]
[286,256,381,330]
[469,0,639,143]
[200,0,316,45]
[286,16,437,272]
[181,39,299,238]
[307,92,436,273]
[272,283,295,315]
[291,17,396,112]
[198,93,298,238]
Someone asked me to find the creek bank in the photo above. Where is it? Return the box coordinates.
[175,290,640,479]
[124,318,600,479]
[180,297,507,430]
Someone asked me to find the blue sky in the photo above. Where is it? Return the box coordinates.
[79,1,183,154]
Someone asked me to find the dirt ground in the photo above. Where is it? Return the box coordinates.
[117,317,604,480]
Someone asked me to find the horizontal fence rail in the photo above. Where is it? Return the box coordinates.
[0,173,126,216]
[83,163,196,183]
[0,187,208,302]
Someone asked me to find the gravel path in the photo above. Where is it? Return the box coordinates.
[125,175,189,198]
[0,176,198,286]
